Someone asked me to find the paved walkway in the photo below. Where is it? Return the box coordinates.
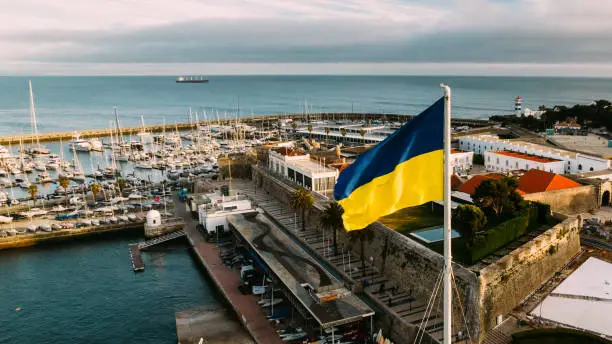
[175,195,283,344]
[230,179,448,342]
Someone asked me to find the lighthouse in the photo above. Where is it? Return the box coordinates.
[514,96,523,116]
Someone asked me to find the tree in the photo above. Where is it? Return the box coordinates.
[320,202,344,256]
[453,204,487,244]
[90,183,102,200]
[324,127,330,143]
[27,184,38,206]
[347,227,375,275]
[289,187,314,232]
[341,128,347,139]
[359,128,366,144]
[58,176,70,205]
[307,124,313,137]
[291,121,297,132]
[116,178,126,194]
[472,177,525,219]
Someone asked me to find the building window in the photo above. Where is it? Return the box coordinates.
[590,167,594,171]
[578,164,582,170]
[488,156,491,162]
[215,224,224,232]
[516,162,519,168]
[304,176,312,189]
[496,157,499,164]
[296,172,304,185]
[288,168,295,181]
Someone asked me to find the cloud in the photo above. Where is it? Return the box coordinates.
[1,0,612,74]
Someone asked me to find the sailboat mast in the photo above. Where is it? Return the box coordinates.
[28,80,40,148]
[114,107,124,144]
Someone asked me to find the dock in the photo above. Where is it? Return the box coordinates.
[175,196,284,344]
[129,244,144,272]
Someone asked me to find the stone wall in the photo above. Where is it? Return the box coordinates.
[523,185,597,214]
[336,222,483,342]
[250,166,583,343]
[477,216,582,334]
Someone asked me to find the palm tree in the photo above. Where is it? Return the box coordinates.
[307,124,313,138]
[324,127,330,143]
[320,202,344,256]
[116,177,126,195]
[277,119,283,139]
[90,183,102,200]
[359,128,366,144]
[291,121,297,133]
[58,176,70,205]
[348,227,375,274]
[27,184,38,206]
[289,187,314,232]
[341,128,347,141]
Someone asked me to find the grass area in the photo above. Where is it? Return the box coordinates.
[378,204,443,233]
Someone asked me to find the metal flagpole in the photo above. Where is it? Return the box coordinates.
[440,84,452,344]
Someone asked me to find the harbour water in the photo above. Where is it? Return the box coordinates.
[1,76,612,136]
[0,234,220,343]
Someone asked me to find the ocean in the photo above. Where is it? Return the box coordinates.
[0,75,611,343]
[0,235,220,343]
[1,76,612,136]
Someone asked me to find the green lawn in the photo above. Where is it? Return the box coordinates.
[378,204,443,233]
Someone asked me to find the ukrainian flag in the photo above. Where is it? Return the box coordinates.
[334,98,444,231]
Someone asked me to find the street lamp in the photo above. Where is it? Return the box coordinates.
[369,256,375,281]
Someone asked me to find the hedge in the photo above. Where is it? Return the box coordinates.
[512,328,609,344]
[469,212,530,263]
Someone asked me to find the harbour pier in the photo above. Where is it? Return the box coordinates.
[175,195,284,344]
[0,113,491,145]
[128,244,144,272]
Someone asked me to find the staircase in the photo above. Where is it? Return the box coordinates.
[139,230,186,250]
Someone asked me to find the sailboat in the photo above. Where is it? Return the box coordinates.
[25,80,50,156]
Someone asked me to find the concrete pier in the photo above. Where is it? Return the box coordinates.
[176,307,253,344]
[128,244,144,272]
[174,196,284,344]
[0,113,491,145]
[0,221,145,250]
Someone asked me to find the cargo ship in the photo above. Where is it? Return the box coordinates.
[176,76,209,83]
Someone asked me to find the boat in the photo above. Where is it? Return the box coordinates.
[34,161,46,171]
[176,76,209,83]
[134,162,152,169]
[70,132,91,152]
[47,162,59,170]
[51,223,62,230]
[26,80,51,155]
[26,225,37,233]
[89,138,104,152]
[127,214,137,222]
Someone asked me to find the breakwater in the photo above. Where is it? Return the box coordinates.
[0,113,491,145]
[0,222,145,250]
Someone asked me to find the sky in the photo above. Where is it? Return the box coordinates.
[1,0,611,76]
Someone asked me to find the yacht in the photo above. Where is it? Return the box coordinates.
[89,138,104,152]
[70,132,91,152]
[34,161,46,171]
[134,162,152,169]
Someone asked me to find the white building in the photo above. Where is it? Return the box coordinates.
[198,195,253,235]
[484,150,565,174]
[450,149,474,174]
[459,134,611,174]
[268,149,338,195]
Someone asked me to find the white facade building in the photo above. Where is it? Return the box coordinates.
[484,150,566,174]
[450,149,474,174]
[459,134,611,174]
[198,195,253,235]
[268,149,338,195]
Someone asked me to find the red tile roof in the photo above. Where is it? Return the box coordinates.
[517,169,581,194]
[458,170,581,196]
[491,150,560,163]
[451,174,465,191]
[457,173,505,195]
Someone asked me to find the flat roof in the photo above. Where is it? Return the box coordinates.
[289,158,337,175]
[228,213,374,328]
[549,134,612,159]
[531,257,612,337]
[491,150,561,163]
[463,134,577,159]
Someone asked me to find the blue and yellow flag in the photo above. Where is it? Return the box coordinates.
[334,98,444,231]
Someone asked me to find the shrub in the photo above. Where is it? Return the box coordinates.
[453,205,487,244]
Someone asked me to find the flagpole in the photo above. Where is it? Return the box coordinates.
[440,84,452,344]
